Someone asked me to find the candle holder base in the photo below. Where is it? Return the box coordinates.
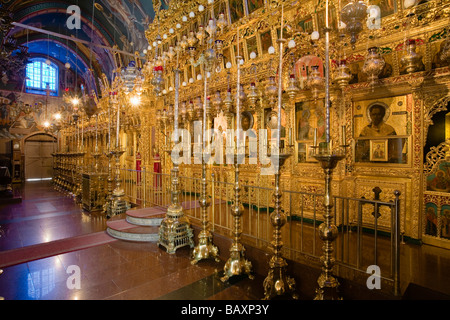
[191,229,220,264]
[263,258,299,300]
[221,242,254,282]
[158,204,194,254]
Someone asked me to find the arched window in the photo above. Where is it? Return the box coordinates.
[26,58,58,96]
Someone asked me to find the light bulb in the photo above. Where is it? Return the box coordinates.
[189,11,195,18]
[199,5,204,12]
[268,46,275,54]
[288,39,296,48]
[176,23,181,29]
[311,31,320,41]
[65,62,71,69]
[403,0,416,8]
[250,52,256,59]
[182,16,188,22]
[197,74,202,80]
[169,28,174,34]
[189,78,194,83]
[226,62,232,69]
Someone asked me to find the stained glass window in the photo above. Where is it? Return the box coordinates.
[26,59,58,96]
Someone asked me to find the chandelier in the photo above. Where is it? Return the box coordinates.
[0,8,29,84]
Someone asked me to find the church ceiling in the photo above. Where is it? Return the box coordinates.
[1,0,166,91]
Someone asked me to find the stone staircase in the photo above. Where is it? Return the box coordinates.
[106,201,202,242]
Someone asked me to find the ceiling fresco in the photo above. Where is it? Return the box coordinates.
[1,0,165,93]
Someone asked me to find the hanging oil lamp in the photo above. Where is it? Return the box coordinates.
[400,39,422,74]
[196,25,206,45]
[266,75,278,105]
[340,0,368,48]
[247,82,258,108]
[151,66,164,95]
[362,46,385,86]
[223,88,234,114]
[334,59,352,89]
[212,90,223,116]
[307,65,324,100]
[217,12,227,31]
[286,73,300,100]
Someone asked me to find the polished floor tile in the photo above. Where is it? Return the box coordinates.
[1,181,450,301]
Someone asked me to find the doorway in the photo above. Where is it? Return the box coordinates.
[24,132,56,181]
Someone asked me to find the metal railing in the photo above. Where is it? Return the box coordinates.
[120,167,401,295]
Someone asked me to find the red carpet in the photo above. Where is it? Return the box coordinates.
[0,231,118,268]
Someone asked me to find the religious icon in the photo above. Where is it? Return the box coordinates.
[247,0,265,14]
[427,162,450,193]
[425,204,438,236]
[228,0,245,24]
[360,103,396,137]
[260,30,273,54]
[240,111,254,131]
[246,36,258,59]
[370,139,388,161]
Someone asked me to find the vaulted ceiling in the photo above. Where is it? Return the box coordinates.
[3,0,165,93]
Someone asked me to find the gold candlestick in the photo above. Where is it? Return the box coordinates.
[222,29,253,282]
[263,6,298,299]
[192,58,219,264]
[159,69,194,254]
[263,153,298,300]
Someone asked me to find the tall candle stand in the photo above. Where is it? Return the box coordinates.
[312,135,348,300]
[221,33,253,282]
[263,14,298,299]
[192,52,219,264]
[159,68,194,254]
[312,0,348,299]
[109,95,129,217]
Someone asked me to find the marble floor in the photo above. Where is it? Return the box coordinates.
[0,181,449,303]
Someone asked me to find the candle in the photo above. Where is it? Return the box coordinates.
[313,128,318,147]
[116,102,120,149]
[236,27,241,157]
[277,5,284,159]
[174,69,179,142]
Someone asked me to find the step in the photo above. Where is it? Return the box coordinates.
[125,206,166,226]
[106,218,160,242]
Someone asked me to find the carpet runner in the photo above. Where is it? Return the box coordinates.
[0,231,117,268]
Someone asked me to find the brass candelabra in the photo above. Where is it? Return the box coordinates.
[221,154,254,282]
[263,153,298,300]
[158,68,194,254]
[192,56,219,264]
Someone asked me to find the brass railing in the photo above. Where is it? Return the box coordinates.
[120,167,401,295]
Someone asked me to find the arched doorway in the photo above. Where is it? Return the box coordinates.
[24,132,56,181]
